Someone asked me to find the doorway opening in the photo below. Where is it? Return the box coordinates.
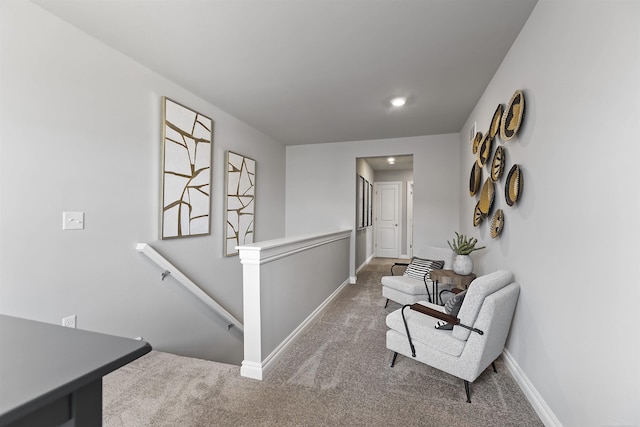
[355,155,413,268]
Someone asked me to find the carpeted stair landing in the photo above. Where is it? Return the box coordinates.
[103,258,543,426]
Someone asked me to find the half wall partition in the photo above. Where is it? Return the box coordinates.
[237,230,351,380]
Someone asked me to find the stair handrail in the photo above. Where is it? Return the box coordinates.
[136,243,243,333]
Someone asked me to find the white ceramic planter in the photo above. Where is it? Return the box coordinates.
[453,254,473,275]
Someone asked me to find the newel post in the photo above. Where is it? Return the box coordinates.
[237,246,263,380]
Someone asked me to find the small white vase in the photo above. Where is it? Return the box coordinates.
[453,254,473,275]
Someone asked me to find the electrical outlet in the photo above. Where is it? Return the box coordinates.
[62,212,84,230]
[62,315,76,328]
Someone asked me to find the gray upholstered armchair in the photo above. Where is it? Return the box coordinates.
[381,246,454,307]
[385,270,519,403]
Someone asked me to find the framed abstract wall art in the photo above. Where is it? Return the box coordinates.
[161,97,213,239]
[225,151,256,256]
[368,181,373,227]
[364,178,370,227]
[357,175,365,229]
[357,176,373,228]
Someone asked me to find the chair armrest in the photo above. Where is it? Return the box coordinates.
[439,287,464,297]
[410,303,484,335]
[391,262,409,276]
[409,303,459,325]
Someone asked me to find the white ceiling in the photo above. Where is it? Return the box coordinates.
[364,155,413,171]
[32,0,537,146]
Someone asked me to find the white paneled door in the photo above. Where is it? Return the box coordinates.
[375,182,401,258]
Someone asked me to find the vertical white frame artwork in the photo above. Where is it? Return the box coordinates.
[364,178,370,226]
[357,175,365,229]
[225,151,256,256]
[368,181,373,226]
[161,97,213,239]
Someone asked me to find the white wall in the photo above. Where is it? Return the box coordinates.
[0,1,286,364]
[460,1,639,425]
[355,158,375,270]
[286,134,460,278]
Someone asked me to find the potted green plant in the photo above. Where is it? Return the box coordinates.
[447,232,485,275]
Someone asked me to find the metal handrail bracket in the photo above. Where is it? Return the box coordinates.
[136,243,243,333]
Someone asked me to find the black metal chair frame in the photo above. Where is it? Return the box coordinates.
[389,303,494,403]
[384,261,433,308]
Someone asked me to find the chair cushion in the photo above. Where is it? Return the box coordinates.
[382,275,430,295]
[403,257,444,281]
[435,290,467,330]
[386,302,466,357]
[382,286,429,306]
[453,270,514,340]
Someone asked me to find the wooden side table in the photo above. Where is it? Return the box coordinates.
[429,269,476,304]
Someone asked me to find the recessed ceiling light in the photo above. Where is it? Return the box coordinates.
[387,157,395,164]
[390,97,406,107]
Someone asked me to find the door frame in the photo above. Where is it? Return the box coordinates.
[407,180,413,259]
[373,181,402,258]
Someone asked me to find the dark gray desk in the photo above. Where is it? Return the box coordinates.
[0,315,151,427]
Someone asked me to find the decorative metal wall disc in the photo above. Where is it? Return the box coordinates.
[490,146,505,182]
[490,209,504,238]
[472,132,483,154]
[500,90,525,141]
[489,104,503,139]
[473,202,484,227]
[478,178,495,214]
[505,164,523,206]
[477,132,493,167]
[469,162,481,196]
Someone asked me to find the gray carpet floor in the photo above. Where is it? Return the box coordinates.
[103,257,543,426]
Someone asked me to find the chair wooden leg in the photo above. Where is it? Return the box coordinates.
[384,298,389,308]
[492,361,497,373]
[464,380,471,403]
[390,352,398,367]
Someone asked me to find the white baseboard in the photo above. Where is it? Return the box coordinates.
[240,360,263,380]
[355,254,374,275]
[502,349,562,427]
[251,278,351,380]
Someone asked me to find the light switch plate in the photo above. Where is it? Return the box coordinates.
[62,212,84,230]
[469,121,477,143]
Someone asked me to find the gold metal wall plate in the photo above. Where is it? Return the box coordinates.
[505,164,523,206]
[490,209,504,238]
[469,162,482,196]
[477,132,493,167]
[473,202,484,227]
[500,90,525,141]
[472,132,483,154]
[478,178,495,214]
[491,145,505,182]
[489,104,503,139]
